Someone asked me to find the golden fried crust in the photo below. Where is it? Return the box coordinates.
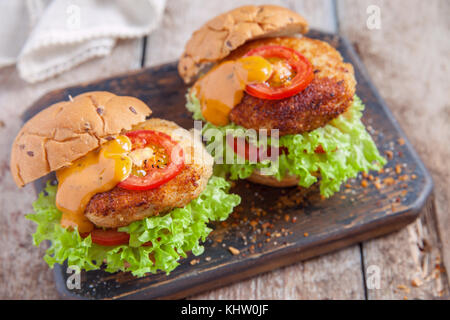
[228,37,356,135]
[230,78,349,135]
[84,119,213,228]
[84,165,205,228]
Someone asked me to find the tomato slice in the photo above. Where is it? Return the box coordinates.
[314,145,326,154]
[83,229,130,246]
[314,145,338,154]
[81,229,155,246]
[227,135,259,162]
[118,130,185,191]
[243,45,314,100]
[226,135,288,162]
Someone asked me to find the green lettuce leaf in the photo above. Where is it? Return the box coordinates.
[26,176,240,277]
[187,91,386,197]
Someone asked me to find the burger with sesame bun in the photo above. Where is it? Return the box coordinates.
[11,91,240,276]
[180,5,386,197]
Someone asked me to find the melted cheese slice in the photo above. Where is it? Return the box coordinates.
[56,136,132,233]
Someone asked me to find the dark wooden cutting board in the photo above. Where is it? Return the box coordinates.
[24,30,432,300]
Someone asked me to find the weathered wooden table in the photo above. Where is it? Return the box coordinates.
[0,0,448,299]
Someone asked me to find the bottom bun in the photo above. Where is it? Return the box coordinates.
[247,170,299,187]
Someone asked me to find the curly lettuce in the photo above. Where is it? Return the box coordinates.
[187,92,386,197]
[26,176,240,277]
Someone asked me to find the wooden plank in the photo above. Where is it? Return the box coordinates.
[338,0,450,299]
[0,39,143,299]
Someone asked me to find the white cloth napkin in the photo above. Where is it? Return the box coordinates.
[0,0,166,83]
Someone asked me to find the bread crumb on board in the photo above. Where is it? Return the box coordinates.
[228,246,240,255]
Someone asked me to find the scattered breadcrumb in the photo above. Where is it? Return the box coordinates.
[411,278,423,287]
[397,138,405,146]
[262,222,273,228]
[395,164,402,175]
[304,232,309,237]
[384,177,395,186]
[385,150,394,160]
[190,259,200,265]
[397,284,410,293]
[361,179,369,188]
[228,246,240,255]
[273,232,281,238]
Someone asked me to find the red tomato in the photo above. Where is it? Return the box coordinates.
[314,145,338,154]
[81,230,155,246]
[314,145,326,154]
[86,229,130,246]
[226,135,288,162]
[244,45,314,100]
[227,135,259,162]
[118,130,185,191]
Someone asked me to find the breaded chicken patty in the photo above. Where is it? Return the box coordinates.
[228,37,356,136]
[85,118,214,228]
